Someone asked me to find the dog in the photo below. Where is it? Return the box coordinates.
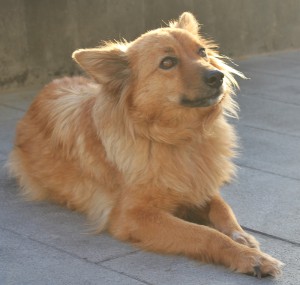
[9,12,283,278]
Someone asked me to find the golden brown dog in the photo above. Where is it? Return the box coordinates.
[9,12,283,277]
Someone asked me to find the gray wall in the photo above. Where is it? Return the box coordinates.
[1,0,300,91]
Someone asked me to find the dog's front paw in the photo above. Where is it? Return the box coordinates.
[233,249,284,278]
[231,231,260,249]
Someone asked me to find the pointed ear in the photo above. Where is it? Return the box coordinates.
[169,12,200,36]
[72,44,130,93]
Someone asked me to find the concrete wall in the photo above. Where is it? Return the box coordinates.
[1,0,300,91]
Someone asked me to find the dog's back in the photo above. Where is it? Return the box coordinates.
[9,76,119,231]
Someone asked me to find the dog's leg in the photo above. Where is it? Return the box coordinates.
[176,197,259,249]
[109,196,282,277]
[208,195,260,249]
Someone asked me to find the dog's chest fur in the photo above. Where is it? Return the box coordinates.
[100,120,236,207]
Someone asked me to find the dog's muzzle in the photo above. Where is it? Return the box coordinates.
[181,69,225,108]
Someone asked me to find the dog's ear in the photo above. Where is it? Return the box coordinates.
[72,44,130,94]
[169,12,200,36]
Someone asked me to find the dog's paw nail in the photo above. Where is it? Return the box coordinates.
[254,266,262,279]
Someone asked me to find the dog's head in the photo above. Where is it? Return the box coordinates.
[73,12,243,129]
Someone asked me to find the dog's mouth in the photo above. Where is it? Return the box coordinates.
[180,90,224,108]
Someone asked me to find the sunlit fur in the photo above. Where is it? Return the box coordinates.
[9,12,283,277]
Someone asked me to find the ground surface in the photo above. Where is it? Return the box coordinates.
[0,50,299,285]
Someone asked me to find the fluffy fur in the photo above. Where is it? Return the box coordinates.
[9,12,283,277]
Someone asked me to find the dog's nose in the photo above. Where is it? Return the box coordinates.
[204,70,224,88]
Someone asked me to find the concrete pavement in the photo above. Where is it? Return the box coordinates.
[0,50,299,284]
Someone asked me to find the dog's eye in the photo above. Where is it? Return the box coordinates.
[159,57,178,70]
[198,47,207,58]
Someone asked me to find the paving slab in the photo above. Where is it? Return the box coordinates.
[275,50,300,61]
[0,88,38,111]
[237,50,300,79]
[237,73,300,106]
[222,166,300,244]
[0,118,21,155]
[0,152,6,162]
[102,232,299,285]
[0,106,24,155]
[0,105,24,123]
[236,93,300,137]
[0,228,145,285]
[236,125,300,180]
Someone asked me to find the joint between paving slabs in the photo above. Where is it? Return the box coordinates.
[98,249,140,264]
[99,264,153,285]
[242,226,300,247]
[236,163,300,182]
[240,123,300,139]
